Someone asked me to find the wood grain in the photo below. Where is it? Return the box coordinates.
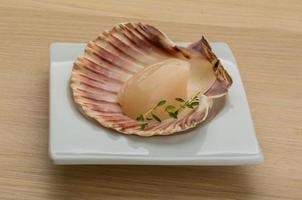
[0,0,301,199]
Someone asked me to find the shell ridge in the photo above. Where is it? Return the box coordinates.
[87,42,142,73]
[102,31,153,65]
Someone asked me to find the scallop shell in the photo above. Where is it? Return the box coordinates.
[70,22,232,136]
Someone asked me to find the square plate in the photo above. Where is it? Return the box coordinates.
[49,42,263,165]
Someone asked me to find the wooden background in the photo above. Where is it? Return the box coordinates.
[0,0,301,199]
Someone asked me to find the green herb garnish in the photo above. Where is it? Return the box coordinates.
[136,114,145,121]
[140,123,148,130]
[156,100,167,107]
[152,113,161,122]
[175,97,185,102]
[136,92,201,130]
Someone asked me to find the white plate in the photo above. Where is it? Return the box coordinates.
[49,42,263,165]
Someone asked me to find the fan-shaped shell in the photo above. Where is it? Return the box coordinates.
[70,22,232,136]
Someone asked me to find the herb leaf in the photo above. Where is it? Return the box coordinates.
[136,91,201,125]
[165,105,175,112]
[168,111,178,119]
[185,104,194,109]
[175,97,185,102]
[140,123,148,130]
[152,113,161,122]
[136,114,145,121]
[156,100,166,107]
[190,102,199,107]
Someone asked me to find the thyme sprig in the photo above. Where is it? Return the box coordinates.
[136,91,201,130]
[136,100,166,130]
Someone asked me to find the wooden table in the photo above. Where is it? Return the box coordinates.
[0,1,301,199]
